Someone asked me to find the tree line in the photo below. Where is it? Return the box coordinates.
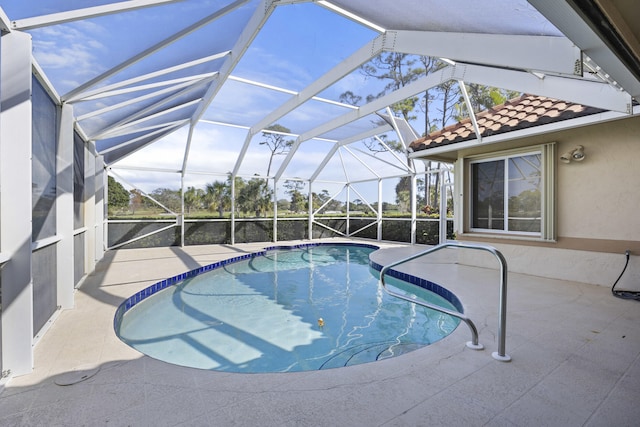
[109,175,371,218]
[108,174,452,219]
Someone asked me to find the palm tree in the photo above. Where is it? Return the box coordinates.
[183,186,204,214]
[238,177,272,217]
[205,181,229,217]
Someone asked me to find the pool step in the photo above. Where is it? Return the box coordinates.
[319,341,424,370]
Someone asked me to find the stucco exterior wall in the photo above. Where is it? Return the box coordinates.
[557,117,640,241]
[455,114,640,288]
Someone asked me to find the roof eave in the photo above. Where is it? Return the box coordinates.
[409,106,640,160]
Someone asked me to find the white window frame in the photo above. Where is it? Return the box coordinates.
[464,143,555,241]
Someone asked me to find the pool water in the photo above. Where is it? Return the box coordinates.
[115,244,461,373]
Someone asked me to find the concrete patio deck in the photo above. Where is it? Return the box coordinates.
[1,239,639,426]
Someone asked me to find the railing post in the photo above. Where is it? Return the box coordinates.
[493,248,510,361]
[378,242,511,362]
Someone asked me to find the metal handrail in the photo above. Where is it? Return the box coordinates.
[379,242,511,362]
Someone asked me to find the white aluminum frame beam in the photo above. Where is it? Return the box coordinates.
[337,148,349,182]
[284,61,629,181]
[100,119,189,141]
[231,34,387,176]
[528,0,640,98]
[383,107,408,150]
[338,125,393,146]
[62,0,249,101]
[457,63,632,113]
[313,185,346,216]
[72,72,218,103]
[102,125,182,164]
[373,135,414,173]
[88,75,212,139]
[109,169,178,215]
[348,184,378,216]
[57,104,75,309]
[228,75,359,109]
[67,51,229,102]
[342,146,380,179]
[0,7,11,33]
[110,165,182,174]
[92,99,200,140]
[316,1,386,33]
[99,120,188,151]
[188,0,279,180]
[309,144,340,182]
[348,172,415,185]
[458,80,482,142]
[275,65,462,181]
[388,30,583,77]
[308,124,394,183]
[76,75,215,122]
[181,122,196,175]
[1,31,34,378]
[11,0,186,30]
[350,146,411,174]
[254,33,386,133]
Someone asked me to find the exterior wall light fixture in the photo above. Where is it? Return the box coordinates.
[560,145,585,163]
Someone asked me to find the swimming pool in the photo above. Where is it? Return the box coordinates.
[114,243,462,373]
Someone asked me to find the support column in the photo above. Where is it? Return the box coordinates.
[96,162,109,260]
[86,145,101,270]
[56,103,74,308]
[0,31,34,378]
[377,179,382,241]
[453,158,464,239]
[346,184,350,236]
[180,175,185,247]
[411,174,417,245]
[439,170,448,244]
[230,177,235,245]
[273,178,278,243]
[308,182,313,240]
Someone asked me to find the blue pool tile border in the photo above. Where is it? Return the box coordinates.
[114,242,463,332]
[368,259,464,313]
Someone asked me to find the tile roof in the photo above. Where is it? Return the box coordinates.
[409,94,606,152]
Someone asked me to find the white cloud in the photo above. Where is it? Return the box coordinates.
[32,22,108,94]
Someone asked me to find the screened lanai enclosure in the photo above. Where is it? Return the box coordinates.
[1,0,639,380]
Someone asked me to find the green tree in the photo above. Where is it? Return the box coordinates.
[107,176,130,214]
[312,189,330,210]
[455,85,520,120]
[346,53,521,212]
[312,189,343,213]
[360,52,424,121]
[130,189,144,215]
[395,177,411,213]
[149,188,181,212]
[205,181,230,217]
[237,177,272,217]
[261,124,294,176]
[277,198,291,211]
[183,186,204,214]
[283,180,306,213]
